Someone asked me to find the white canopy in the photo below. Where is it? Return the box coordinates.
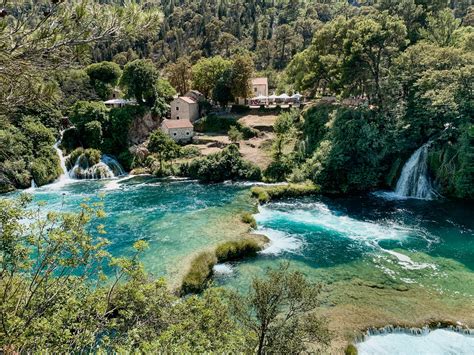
[104,98,136,105]
[277,93,290,100]
[268,94,278,100]
[291,93,303,99]
[253,95,268,101]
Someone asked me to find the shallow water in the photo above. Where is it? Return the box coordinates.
[5,176,254,280]
[357,329,474,355]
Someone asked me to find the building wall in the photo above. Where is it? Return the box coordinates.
[170,98,199,122]
[162,125,194,142]
[252,83,268,97]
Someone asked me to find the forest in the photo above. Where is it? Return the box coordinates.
[0,0,473,353]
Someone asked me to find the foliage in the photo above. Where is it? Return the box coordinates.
[86,61,122,100]
[180,146,202,159]
[230,54,254,98]
[241,212,257,229]
[345,344,358,355]
[228,126,244,143]
[230,263,331,354]
[165,57,193,95]
[251,183,320,204]
[148,129,181,173]
[0,118,61,190]
[65,148,101,171]
[215,239,262,262]
[0,1,162,116]
[180,251,217,295]
[120,59,160,106]
[181,145,261,183]
[191,56,232,98]
[69,101,108,145]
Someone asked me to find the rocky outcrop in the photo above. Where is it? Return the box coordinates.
[127,112,161,145]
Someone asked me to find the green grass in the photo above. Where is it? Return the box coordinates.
[345,344,358,355]
[251,182,320,204]
[215,239,262,262]
[180,251,217,296]
[241,212,257,229]
[180,237,266,295]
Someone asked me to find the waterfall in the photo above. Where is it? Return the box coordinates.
[394,143,435,200]
[53,134,73,185]
[68,154,125,180]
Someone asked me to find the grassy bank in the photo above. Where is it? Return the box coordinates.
[251,182,320,204]
[180,234,268,295]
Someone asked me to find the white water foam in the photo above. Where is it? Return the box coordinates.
[357,329,474,355]
[213,263,234,275]
[255,203,437,272]
[258,228,303,255]
[382,249,436,271]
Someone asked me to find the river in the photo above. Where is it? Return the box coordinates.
[3,175,474,352]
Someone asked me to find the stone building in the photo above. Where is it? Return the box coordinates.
[170,96,199,123]
[161,119,194,142]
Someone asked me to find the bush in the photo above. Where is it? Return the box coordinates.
[195,114,237,133]
[60,127,81,154]
[251,183,320,204]
[66,148,101,170]
[84,120,103,149]
[180,251,217,295]
[241,212,257,229]
[180,146,202,158]
[345,344,358,355]
[181,145,261,182]
[215,239,262,262]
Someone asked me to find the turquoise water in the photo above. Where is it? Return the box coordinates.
[9,176,254,280]
[4,177,474,349]
[215,195,474,289]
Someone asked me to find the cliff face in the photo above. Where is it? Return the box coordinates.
[128,112,161,146]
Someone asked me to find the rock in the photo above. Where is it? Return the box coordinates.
[128,112,160,145]
[0,173,15,194]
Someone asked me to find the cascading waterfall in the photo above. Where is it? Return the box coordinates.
[394,143,435,199]
[54,130,125,181]
[68,154,125,180]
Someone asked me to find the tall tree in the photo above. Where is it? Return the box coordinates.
[120,59,160,106]
[165,57,193,95]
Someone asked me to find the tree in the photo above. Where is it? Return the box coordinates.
[212,69,234,106]
[0,1,162,115]
[165,57,193,95]
[147,130,181,172]
[420,8,461,47]
[230,54,254,99]
[86,61,122,100]
[120,59,160,106]
[191,56,233,98]
[230,263,331,354]
[228,126,243,143]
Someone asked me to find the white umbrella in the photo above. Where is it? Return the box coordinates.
[256,95,268,100]
[278,93,290,100]
[291,93,303,100]
[268,93,278,100]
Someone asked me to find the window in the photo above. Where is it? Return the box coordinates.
[177,116,180,120]
[186,132,190,135]
[173,132,177,136]
[176,107,179,111]
[254,87,257,93]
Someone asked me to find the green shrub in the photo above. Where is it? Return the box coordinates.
[66,148,101,170]
[345,344,358,355]
[251,183,320,204]
[241,212,257,229]
[181,145,262,182]
[30,151,62,186]
[215,240,262,262]
[180,146,202,158]
[84,120,103,149]
[180,251,217,295]
[60,127,81,154]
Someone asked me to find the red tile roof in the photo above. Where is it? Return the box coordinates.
[162,119,193,129]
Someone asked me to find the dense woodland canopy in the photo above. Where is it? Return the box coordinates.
[0,0,472,198]
[0,0,473,352]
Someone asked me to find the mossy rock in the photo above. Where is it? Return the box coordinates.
[345,344,358,355]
